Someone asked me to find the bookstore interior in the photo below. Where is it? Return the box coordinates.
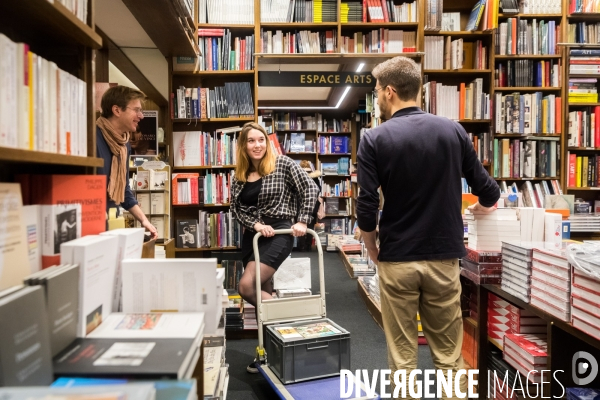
[6,0,600,398]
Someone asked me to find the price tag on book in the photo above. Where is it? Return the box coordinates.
[141,161,167,170]
[587,147,595,150]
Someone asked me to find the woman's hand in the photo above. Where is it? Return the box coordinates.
[142,220,158,240]
[254,223,275,237]
[291,222,307,237]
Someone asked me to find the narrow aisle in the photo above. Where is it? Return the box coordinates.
[224,250,434,399]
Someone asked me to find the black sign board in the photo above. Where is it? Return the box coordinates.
[258,71,375,87]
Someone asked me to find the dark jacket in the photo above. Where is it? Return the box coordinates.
[96,126,138,212]
[357,107,499,262]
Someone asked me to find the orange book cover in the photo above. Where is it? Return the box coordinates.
[555,97,562,133]
[172,173,200,205]
[462,193,478,214]
[22,174,106,237]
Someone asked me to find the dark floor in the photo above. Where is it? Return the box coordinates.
[224,249,436,399]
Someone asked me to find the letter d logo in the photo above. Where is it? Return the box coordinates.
[573,351,599,385]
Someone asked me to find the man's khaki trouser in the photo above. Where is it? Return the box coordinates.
[379,259,467,399]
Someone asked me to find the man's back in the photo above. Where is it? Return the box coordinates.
[357,107,499,262]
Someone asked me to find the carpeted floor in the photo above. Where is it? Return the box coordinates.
[224,249,435,399]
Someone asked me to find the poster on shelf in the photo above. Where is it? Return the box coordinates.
[131,110,158,158]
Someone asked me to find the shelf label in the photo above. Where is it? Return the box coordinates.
[141,161,167,170]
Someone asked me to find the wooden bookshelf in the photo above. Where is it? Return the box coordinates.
[494,87,562,91]
[424,69,492,74]
[174,247,238,253]
[357,279,383,330]
[172,70,255,76]
[494,54,562,59]
[0,148,103,168]
[0,0,102,179]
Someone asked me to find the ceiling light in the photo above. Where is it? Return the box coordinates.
[356,63,365,72]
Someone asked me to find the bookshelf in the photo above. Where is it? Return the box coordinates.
[0,0,103,182]
[563,3,600,206]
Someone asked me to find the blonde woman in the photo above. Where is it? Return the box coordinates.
[230,122,319,373]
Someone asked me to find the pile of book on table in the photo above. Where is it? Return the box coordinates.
[503,333,547,384]
[347,254,376,277]
[465,208,521,252]
[501,241,535,303]
[568,243,600,339]
[488,293,545,350]
[530,245,571,321]
[461,246,502,285]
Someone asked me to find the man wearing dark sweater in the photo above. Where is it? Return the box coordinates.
[357,56,499,398]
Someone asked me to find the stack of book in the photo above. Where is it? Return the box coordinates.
[173,129,240,167]
[567,107,600,148]
[495,59,561,88]
[462,317,477,368]
[568,22,600,44]
[172,82,254,119]
[496,19,559,56]
[488,293,545,350]
[56,312,205,380]
[465,208,521,252]
[225,295,243,331]
[340,30,416,53]
[337,237,362,253]
[198,210,243,248]
[461,247,502,285]
[501,241,535,302]
[423,37,487,70]
[243,301,257,330]
[259,29,337,54]
[203,344,229,399]
[569,50,600,77]
[568,78,598,104]
[201,0,254,24]
[367,273,381,305]
[530,246,571,321]
[423,79,491,121]
[503,334,547,385]
[493,93,562,135]
[347,255,376,278]
[487,348,531,400]
[568,214,600,232]
[571,259,600,339]
[197,30,254,71]
[461,274,479,319]
[340,1,361,22]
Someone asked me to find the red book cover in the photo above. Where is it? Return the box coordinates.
[504,333,547,365]
[191,177,199,204]
[569,153,577,187]
[362,0,367,22]
[23,174,106,237]
[595,106,600,148]
[172,173,199,205]
[380,0,389,22]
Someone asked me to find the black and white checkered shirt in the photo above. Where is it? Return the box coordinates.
[231,155,319,231]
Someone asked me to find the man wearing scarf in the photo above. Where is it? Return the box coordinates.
[97,85,158,239]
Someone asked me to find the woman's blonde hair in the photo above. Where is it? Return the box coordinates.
[235,122,277,182]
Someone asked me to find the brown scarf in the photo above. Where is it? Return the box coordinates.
[97,116,129,205]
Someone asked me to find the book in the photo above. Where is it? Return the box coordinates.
[0,383,157,399]
[25,264,79,357]
[52,377,198,400]
[0,286,53,386]
[17,174,107,238]
[100,228,145,313]
[503,333,547,365]
[294,321,342,339]
[0,184,30,291]
[23,204,42,274]
[86,313,205,341]
[53,337,198,380]
[121,259,220,334]
[41,203,82,269]
[60,236,119,337]
[176,219,200,248]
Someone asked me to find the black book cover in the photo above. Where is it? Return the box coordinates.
[176,219,199,248]
[0,286,53,386]
[53,337,196,380]
[42,264,79,357]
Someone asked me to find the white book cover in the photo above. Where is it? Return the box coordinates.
[78,79,87,156]
[60,235,119,337]
[135,171,150,190]
[136,192,150,214]
[151,192,166,214]
[273,257,311,289]
[150,216,165,238]
[16,43,29,150]
[23,205,42,274]
[100,228,145,312]
[58,69,68,154]
[173,131,201,166]
[517,207,534,242]
[544,213,562,248]
[41,204,82,268]
[121,258,219,333]
[0,34,18,148]
[48,62,58,153]
[86,312,205,340]
[0,184,30,291]
[531,208,545,242]
[150,170,168,190]
[69,73,78,156]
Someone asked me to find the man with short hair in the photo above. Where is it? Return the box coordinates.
[357,56,499,399]
[97,85,158,239]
